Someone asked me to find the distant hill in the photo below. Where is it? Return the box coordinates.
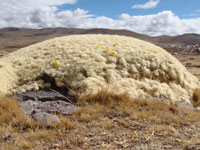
[0,27,200,52]
[154,34,200,46]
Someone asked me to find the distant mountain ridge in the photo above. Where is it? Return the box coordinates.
[0,27,200,52]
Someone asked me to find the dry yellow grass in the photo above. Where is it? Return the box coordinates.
[77,89,200,123]
[0,97,37,129]
[1,89,200,149]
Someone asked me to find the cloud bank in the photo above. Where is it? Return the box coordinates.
[0,0,200,36]
[132,0,160,9]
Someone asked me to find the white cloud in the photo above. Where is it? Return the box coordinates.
[132,0,160,9]
[118,11,200,36]
[82,11,200,36]
[0,0,200,36]
[0,0,78,28]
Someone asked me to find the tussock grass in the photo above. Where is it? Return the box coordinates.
[77,88,131,105]
[76,89,200,124]
[0,97,37,130]
[192,88,200,107]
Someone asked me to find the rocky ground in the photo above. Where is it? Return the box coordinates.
[1,92,200,150]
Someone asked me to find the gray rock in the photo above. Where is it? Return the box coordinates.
[20,100,79,115]
[177,100,194,110]
[36,90,67,101]
[16,90,79,126]
[37,100,79,115]
[20,100,39,115]
[32,112,61,126]
[16,91,36,101]
[16,90,67,102]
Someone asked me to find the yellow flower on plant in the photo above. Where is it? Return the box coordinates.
[110,51,116,56]
[104,48,110,53]
[35,53,39,57]
[53,60,59,68]
[114,42,119,46]
[95,46,100,49]
[52,42,56,47]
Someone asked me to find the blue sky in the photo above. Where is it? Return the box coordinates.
[58,0,200,19]
[0,0,200,36]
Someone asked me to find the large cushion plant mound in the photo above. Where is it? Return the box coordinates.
[0,34,199,104]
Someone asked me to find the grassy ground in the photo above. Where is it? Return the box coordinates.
[1,89,200,150]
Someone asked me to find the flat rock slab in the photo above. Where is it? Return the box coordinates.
[37,100,79,115]
[16,90,68,102]
[20,100,79,115]
[17,90,79,120]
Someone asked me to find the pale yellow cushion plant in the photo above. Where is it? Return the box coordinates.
[0,34,199,104]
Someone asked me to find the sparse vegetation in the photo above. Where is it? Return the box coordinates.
[1,89,200,149]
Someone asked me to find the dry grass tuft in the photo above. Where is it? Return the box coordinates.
[192,88,200,107]
[77,88,131,105]
[74,103,103,123]
[55,115,75,130]
[0,97,37,130]
[76,89,200,124]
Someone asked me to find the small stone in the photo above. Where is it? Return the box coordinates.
[177,100,194,110]
[32,112,61,126]
[1,133,11,140]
